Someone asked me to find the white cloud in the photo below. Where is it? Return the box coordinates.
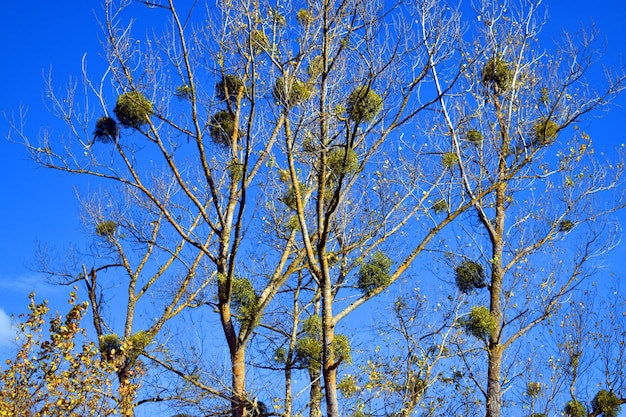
[0,273,48,293]
[0,308,15,347]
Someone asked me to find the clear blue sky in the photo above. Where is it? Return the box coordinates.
[0,0,625,345]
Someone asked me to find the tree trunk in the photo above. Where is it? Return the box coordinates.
[117,364,135,417]
[486,344,503,417]
[322,275,339,417]
[232,347,246,417]
[309,368,323,417]
[485,92,508,417]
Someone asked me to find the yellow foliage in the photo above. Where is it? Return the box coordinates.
[0,292,120,416]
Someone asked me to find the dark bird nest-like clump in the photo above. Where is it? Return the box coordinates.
[93,116,119,143]
[209,111,240,146]
[216,74,246,102]
[455,260,487,293]
[482,57,512,92]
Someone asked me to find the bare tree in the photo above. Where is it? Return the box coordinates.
[10,0,304,415]
[8,1,625,417]
[268,0,474,415]
[428,1,626,417]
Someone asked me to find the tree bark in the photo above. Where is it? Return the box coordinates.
[232,347,246,417]
[309,368,323,417]
[486,344,503,417]
[322,274,339,417]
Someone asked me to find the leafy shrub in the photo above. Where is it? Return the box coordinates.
[533,118,559,145]
[231,277,260,327]
[99,333,121,361]
[96,220,117,237]
[302,315,322,336]
[462,305,496,340]
[295,335,322,368]
[297,9,312,25]
[209,110,239,146]
[455,260,486,293]
[466,129,483,145]
[338,375,359,398]
[294,315,350,370]
[564,400,587,417]
[526,381,541,397]
[307,55,323,79]
[249,29,269,54]
[432,199,448,214]
[295,333,351,369]
[346,86,383,123]
[227,160,245,181]
[174,84,192,100]
[113,91,153,129]
[482,56,512,92]
[216,74,246,102]
[333,334,352,363]
[273,75,313,108]
[93,116,119,143]
[279,181,306,210]
[126,330,152,362]
[592,389,621,417]
[357,251,392,295]
[559,219,575,232]
[442,152,459,168]
[328,147,359,176]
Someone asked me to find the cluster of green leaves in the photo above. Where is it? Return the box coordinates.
[442,152,459,169]
[564,399,586,417]
[93,91,152,143]
[95,220,117,237]
[454,260,487,294]
[466,129,483,145]
[231,277,261,328]
[482,56,512,92]
[357,252,392,295]
[346,86,382,123]
[294,316,351,370]
[279,181,306,211]
[273,75,313,108]
[592,390,622,417]
[462,305,496,340]
[93,117,118,143]
[533,117,560,145]
[431,198,448,214]
[209,110,239,146]
[526,381,541,397]
[328,147,360,176]
[216,74,246,103]
[113,91,153,129]
[559,219,575,232]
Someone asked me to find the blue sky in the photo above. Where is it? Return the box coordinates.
[0,0,625,349]
[0,1,107,347]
